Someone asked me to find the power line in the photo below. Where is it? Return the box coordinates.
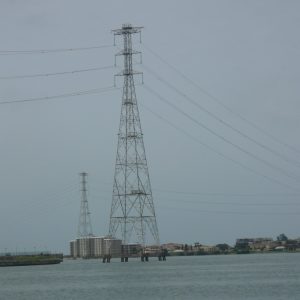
[153,188,300,198]
[88,181,300,198]
[17,196,77,228]
[86,187,300,206]
[139,100,300,192]
[161,197,300,207]
[160,205,300,216]
[143,83,300,182]
[0,44,113,55]
[17,185,79,212]
[143,43,300,156]
[0,65,115,80]
[143,84,300,188]
[142,63,300,169]
[0,85,120,105]
[82,184,300,206]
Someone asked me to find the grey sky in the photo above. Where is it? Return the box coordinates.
[0,0,299,253]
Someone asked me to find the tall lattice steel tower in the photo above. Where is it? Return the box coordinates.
[109,24,160,247]
[77,172,93,237]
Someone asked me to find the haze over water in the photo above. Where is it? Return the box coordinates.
[0,253,299,300]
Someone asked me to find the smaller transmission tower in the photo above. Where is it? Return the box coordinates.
[77,172,93,237]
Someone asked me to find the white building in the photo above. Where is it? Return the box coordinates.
[70,236,122,258]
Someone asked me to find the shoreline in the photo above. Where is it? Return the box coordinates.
[0,254,63,267]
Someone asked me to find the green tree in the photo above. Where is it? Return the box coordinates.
[277,233,288,242]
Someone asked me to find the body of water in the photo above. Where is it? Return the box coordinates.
[0,253,299,299]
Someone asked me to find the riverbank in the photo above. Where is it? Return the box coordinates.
[0,253,63,267]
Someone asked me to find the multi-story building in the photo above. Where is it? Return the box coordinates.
[70,236,121,258]
[235,237,274,251]
[121,243,142,257]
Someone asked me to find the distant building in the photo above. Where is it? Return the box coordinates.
[70,236,122,258]
[235,237,274,251]
[236,238,273,246]
[121,243,142,257]
[198,245,218,253]
[161,243,183,251]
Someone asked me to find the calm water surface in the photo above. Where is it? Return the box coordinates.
[0,253,299,299]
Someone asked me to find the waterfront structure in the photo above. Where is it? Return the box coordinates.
[70,236,122,258]
[235,238,274,249]
[108,24,160,247]
[121,243,142,257]
[0,253,63,267]
[69,172,98,258]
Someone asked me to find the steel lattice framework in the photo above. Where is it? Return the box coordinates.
[108,24,160,246]
[77,172,93,237]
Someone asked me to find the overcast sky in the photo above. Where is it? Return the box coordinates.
[0,0,299,253]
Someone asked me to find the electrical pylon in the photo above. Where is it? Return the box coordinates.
[77,172,93,237]
[108,24,160,247]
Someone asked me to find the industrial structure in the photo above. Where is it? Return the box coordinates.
[108,24,160,249]
[70,172,122,259]
[77,172,93,238]
[70,25,164,262]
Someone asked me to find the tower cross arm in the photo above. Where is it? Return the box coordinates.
[112,25,143,35]
[115,70,143,77]
[115,49,141,56]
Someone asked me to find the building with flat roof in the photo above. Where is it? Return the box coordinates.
[70,236,121,258]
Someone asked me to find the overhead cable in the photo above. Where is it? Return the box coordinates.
[161,205,300,216]
[143,84,300,186]
[0,44,113,55]
[142,63,300,169]
[139,99,299,192]
[162,197,300,207]
[143,43,300,156]
[153,188,300,198]
[0,85,119,105]
[0,65,115,80]
[88,180,300,198]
